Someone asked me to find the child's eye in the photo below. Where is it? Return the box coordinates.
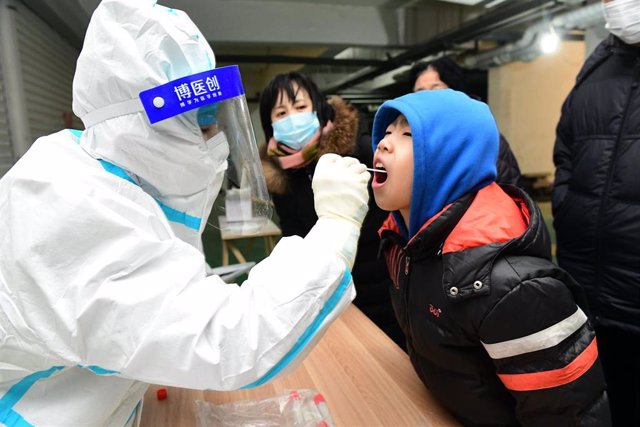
[403,132,412,137]
[384,131,391,136]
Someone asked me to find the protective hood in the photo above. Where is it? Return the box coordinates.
[72,0,219,249]
[372,89,498,238]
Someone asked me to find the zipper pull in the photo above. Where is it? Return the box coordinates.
[404,256,411,275]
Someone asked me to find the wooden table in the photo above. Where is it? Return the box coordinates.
[140,304,460,426]
[218,216,282,266]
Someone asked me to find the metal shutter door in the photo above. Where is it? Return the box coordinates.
[0,67,12,176]
[15,1,81,141]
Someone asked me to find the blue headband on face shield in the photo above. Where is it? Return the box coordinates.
[139,65,243,124]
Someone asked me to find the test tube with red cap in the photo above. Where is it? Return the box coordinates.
[313,393,335,427]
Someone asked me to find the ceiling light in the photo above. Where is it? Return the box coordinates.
[539,31,560,54]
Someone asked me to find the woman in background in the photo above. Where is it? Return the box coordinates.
[259,72,403,348]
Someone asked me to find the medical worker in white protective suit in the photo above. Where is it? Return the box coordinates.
[0,0,370,425]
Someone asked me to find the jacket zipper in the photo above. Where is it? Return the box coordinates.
[403,255,411,338]
[595,57,640,303]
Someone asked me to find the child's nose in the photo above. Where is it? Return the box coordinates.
[377,139,390,152]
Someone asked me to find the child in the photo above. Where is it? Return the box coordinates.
[371,89,610,426]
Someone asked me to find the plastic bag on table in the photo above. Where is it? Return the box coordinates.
[195,389,335,427]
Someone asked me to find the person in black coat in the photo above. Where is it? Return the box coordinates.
[259,71,404,348]
[409,57,523,187]
[552,5,640,423]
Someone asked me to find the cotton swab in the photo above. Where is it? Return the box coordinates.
[366,168,387,174]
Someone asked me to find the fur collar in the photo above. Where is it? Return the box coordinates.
[260,96,360,195]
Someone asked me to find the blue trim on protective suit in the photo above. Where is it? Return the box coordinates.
[97,159,201,231]
[0,409,31,427]
[77,365,120,375]
[98,160,137,185]
[157,203,201,230]
[68,129,83,139]
[125,400,142,426]
[66,130,203,231]
[67,129,202,231]
[241,269,353,389]
[0,366,65,426]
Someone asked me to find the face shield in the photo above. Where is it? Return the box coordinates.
[139,65,273,232]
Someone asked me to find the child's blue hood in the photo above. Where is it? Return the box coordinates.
[372,89,498,239]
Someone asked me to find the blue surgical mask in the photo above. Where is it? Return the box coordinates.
[272,111,320,150]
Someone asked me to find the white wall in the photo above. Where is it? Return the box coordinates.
[487,40,585,178]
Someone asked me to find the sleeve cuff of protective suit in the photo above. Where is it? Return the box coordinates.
[305,217,361,269]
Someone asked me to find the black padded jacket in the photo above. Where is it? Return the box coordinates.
[380,184,610,426]
[552,35,640,334]
[497,134,523,188]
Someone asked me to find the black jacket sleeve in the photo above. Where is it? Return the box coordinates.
[479,270,611,426]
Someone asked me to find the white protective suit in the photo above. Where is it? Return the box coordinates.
[0,0,369,425]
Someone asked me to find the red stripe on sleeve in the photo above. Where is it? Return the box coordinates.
[498,338,599,391]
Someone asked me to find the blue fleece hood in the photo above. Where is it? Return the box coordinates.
[372,89,498,239]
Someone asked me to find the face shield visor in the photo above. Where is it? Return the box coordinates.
[139,65,273,232]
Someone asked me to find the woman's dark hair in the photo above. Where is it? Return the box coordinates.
[409,57,466,93]
[259,71,335,141]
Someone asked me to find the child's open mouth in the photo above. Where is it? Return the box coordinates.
[373,163,387,186]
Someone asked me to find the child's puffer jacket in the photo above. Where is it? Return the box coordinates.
[380,184,610,427]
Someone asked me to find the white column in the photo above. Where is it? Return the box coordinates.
[0,0,31,159]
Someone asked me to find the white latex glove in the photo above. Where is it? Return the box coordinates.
[312,153,370,227]
[306,153,370,268]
